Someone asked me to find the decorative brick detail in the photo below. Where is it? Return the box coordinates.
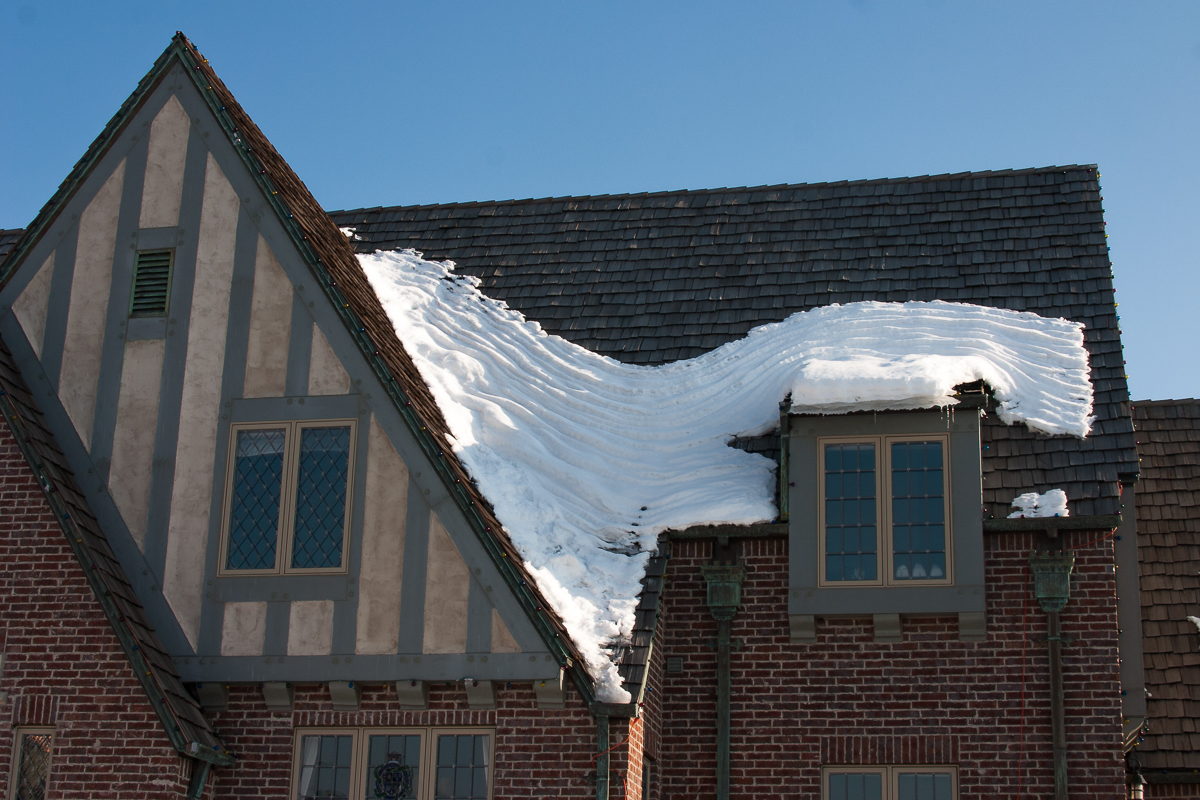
[0,421,193,797]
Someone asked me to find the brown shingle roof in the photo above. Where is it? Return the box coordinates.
[1134,399,1200,769]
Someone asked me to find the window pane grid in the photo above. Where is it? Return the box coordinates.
[292,426,351,569]
[298,735,354,800]
[890,441,946,581]
[824,443,878,582]
[227,428,286,570]
[825,767,956,800]
[365,734,421,799]
[434,734,490,800]
[13,732,52,800]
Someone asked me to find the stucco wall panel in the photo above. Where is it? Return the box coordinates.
[491,608,521,654]
[308,323,350,395]
[163,152,239,648]
[423,511,470,654]
[221,601,267,657]
[139,94,190,229]
[12,253,54,359]
[60,159,125,451]
[355,415,409,655]
[288,600,335,656]
[108,338,166,550]
[242,235,292,398]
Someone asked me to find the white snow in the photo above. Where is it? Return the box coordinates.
[1188,616,1200,635]
[359,249,1095,702]
[1007,489,1070,518]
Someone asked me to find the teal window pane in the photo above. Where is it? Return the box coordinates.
[297,734,353,800]
[829,772,883,800]
[14,732,52,800]
[897,771,953,800]
[227,428,285,570]
[891,441,947,580]
[365,734,421,799]
[434,734,490,799]
[292,426,351,569]
[824,443,877,581]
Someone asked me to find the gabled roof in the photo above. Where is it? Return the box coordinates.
[1133,399,1200,771]
[0,34,590,703]
[330,169,1139,517]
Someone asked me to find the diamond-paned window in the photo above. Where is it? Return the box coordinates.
[221,420,355,575]
[226,428,285,570]
[12,729,53,800]
[292,426,351,569]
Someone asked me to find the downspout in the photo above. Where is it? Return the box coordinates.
[595,711,610,800]
[1030,549,1075,800]
[186,761,212,799]
[702,546,746,800]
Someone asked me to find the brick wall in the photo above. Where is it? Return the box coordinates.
[207,680,627,799]
[0,422,194,797]
[657,534,1126,799]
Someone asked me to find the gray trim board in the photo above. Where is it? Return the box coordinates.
[195,206,259,657]
[230,394,361,423]
[397,478,431,654]
[173,651,560,684]
[143,121,208,585]
[89,131,151,484]
[126,316,167,340]
[213,574,349,603]
[331,412,372,655]
[37,224,77,389]
[137,226,179,251]
[264,602,290,657]
[466,577,493,653]
[285,293,312,396]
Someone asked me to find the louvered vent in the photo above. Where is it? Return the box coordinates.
[130,250,173,316]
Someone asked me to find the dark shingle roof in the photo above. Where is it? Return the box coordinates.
[1133,399,1200,769]
[0,229,22,261]
[329,168,1138,517]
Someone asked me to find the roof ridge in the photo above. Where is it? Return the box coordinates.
[329,164,1099,215]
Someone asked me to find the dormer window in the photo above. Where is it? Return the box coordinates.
[218,420,356,575]
[819,435,951,586]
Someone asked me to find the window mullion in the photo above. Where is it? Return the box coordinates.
[882,436,893,587]
[280,421,301,574]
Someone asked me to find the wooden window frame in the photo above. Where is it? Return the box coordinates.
[217,419,357,577]
[822,765,958,800]
[291,726,495,800]
[7,727,54,800]
[817,433,953,587]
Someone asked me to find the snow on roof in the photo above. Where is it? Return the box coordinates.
[361,249,1094,701]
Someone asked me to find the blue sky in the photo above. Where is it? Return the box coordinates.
[2,1,1197,401]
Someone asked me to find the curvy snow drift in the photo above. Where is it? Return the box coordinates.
[361,249,1095,701]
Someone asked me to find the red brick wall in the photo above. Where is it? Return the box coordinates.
[0,422,194,798]
[657,534,1126,799]
[207,681,623,799]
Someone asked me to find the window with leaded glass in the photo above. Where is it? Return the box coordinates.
[823,766,957,800]
[819,435,951,586]
[292,728,491,800]
[434,734,490,800]
[8,728,53,800]
[221,420,355,576]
